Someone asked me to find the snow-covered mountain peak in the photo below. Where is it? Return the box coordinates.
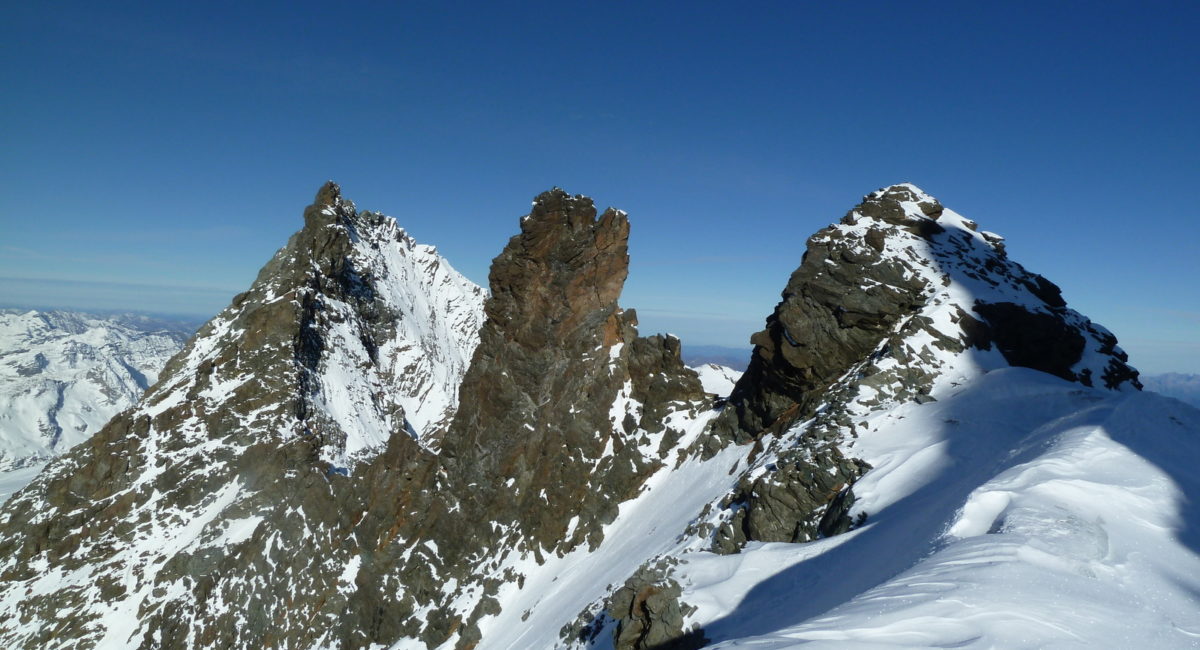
[145,183,486,466]
[726,184,1138,439]
[0,183,491,649]
[700,184,1143,562]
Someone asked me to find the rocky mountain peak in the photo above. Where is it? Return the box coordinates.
[851,183,946,232]
[701,183,1141,559]
[314,179,342,206]
[721,183,1139,443]
[346,189,705,647]
[440,188,697,542]
[0,182,1160,650]
[0,185,489,649]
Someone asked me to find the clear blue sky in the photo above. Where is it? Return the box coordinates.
[2,1,1197,374]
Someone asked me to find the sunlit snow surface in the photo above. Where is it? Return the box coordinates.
[473,367,1200,649]
[685,371,1200,648]
[3,185,1196,648]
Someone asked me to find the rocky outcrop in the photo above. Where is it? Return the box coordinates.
[609,561,706,650]
[562,559,706,650]
[351,189,708,646]
[705,183,1140,554]
[712,447,869,553]
[439,190,704,554]
[717,186,936,443]
[971,301,1140,389]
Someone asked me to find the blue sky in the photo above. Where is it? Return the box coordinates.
[2,1,1197,374]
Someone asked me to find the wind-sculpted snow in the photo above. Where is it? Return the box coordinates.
[0,310,188,493]
[680,372,1200,648]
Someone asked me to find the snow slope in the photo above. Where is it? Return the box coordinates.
[681,370,1200,648]
[296,206,488,458]
[482,369,1200,649]
[1,184,1193,649]
[0,310,188,489]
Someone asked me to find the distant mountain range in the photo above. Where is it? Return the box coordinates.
[681,345,751,372]
[0,309,191,499]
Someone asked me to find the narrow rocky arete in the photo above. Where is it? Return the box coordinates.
[0,183,1187,650]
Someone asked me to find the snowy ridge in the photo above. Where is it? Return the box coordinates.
[536,184,1185,648]
[0,310,187,484]
[0,183,1193,649]
[684,372,1200,648]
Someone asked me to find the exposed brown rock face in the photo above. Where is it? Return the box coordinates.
[441,190,704,547]
[362,189,707,645]
[609,561,706,650]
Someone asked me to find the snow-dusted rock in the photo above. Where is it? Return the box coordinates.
[0,183,488,648]
[0,183,1194,650]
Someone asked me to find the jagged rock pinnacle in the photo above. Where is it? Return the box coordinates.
[314,180,341,207]
[303,181,352,230]
[351,188,702,646]
[486,188,631,348]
